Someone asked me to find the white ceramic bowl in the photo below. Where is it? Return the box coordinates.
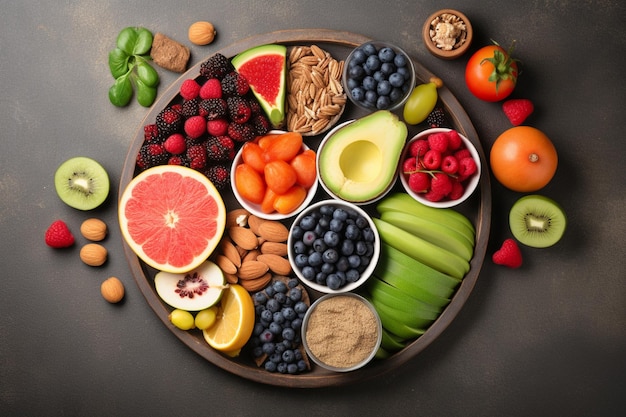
[301,292,382,372]
[287,199,380,294]
[398,128,480,208]
[316,120,398,206]
[230,131,318,220]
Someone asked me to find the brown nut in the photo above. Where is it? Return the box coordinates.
[80,243,108,266]
[101,277,125,303]
[80,218,107,241]
[257,221,289,242]
[188,21,216,45]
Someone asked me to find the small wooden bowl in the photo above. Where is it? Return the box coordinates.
[422,9,473,60]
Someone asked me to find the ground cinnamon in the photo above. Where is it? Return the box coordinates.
[305,295,379,369]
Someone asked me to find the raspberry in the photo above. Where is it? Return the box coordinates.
[163,133,187,154]
[447,130,463,151]
[187,144,207,170]
[458,156,478,179]
[199,53,233,80]
[227,96,252,124]
[143,123,159,142]
[409,139,429,157]
[199,78,223,100]
[428,132,449,153]
[44,220,75,248]
[424,189,445,202]
[207,118,229,136]
[402,157,417,174]
[180,98,200,118]
[408,172,430,193]
[205,135,235,161]
[180,79,201,100]
[227,122,256,142]
[430,172,453,197]
[492,238,523,268]
[448,179,465,200]
[441,155,459,175]
[454,148,472,161]
[250,113,270,135]
[205,164,230,190]
[503,99,534,126]
[422,149,442,170]
[199,98,228,120]
[221,71,250,97]
[156,107,182,136]
[184,115,207,139]
[426,107,446,128]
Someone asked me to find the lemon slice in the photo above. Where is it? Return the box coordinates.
[203,284,255,352]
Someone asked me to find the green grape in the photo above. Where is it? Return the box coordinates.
[403,78,442,125]
[168,309,196,330]
[195,306,218,330]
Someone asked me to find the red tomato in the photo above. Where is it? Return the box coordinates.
[465,44,518,102]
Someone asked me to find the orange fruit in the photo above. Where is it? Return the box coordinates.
[260,187,279,214]
[273,185,307,214]
[290,150,317,188]
[203,284,255,352]
[262,131,303,162]
[264,160,297,194]
[490,126,558,192]
[241,142,266,173]
[119,165,226,273]
[234,163,266,204]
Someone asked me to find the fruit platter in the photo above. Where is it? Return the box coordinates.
[119,29,491,387]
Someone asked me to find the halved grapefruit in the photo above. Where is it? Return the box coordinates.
[119,165,226,274]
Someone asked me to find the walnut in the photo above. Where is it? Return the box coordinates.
[429,13,468,51]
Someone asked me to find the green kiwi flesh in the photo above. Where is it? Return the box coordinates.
[54,156,110,210]
[509,194,566,248]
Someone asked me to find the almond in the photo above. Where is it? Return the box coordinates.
[247,214,264,236]
[215,254,238,275]
[220,239,241,268]
[228,226,258,250]
[257,254,292,276]
[80,218,107,241]
[100,277,125,303]
[80,243,108,266]
[226,209,250,228]
[242,249,260,263]
[260,241,288,257]
[239,272,272,292]
[224,272,239,284]
[257,221,289,242]
[237,260,269,280]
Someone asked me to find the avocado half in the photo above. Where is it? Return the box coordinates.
[318,110,408,203]
[231,44,287,128]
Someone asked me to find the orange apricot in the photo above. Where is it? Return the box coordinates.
[273,186,307,214]
[241,142,266,173]
[263,132,303,162]
[260,188,279,214]
[264,160,297,195]
[235,163,266,204]
[290,151,317,188]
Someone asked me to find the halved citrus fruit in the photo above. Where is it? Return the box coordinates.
[119,165,226,274]
[203,284,255,352]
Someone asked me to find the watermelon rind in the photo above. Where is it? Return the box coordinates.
[232,44,287,128]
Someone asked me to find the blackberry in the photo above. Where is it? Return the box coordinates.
[227,96,252,124]
[143,123,159,142]
[199,98,228,120]
[138,143,169,170]
[221,71,250,97]
[251,113,270,135]
[186,144,207,170]
[204,164,230,190]
[205,135,235,161]
[199,53,233,80]
[426,107,447,128]
[155,106,183,136]
[180,98,200,118]
[227,122,256,142]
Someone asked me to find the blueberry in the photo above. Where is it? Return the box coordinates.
[347,77,360,90]
[329,218,344,233]
[350,87,365,102]
[365,54,381,71]
[323,230,340,247]
[380,62,396,75]
[260,309,273,322]
[356,241,368,256]
[274,292,287,305]
[282,307,297,321]
[397,66,410,80]
[315,272,328,285]
[299,215,316,231]
[253,322,265,336]
[302,230,317,246]
[355,215,369,229]
[294,301,308,314]
[287,278,298,288]
[351,48,367,64]
[348,64,365,80]
[254,292,268,304]
[362,43,377,56]
[291,317,303,330]
[333,208,349,221]
[294,253,308,268]
[265,286,276,297]
[253,346,263,358]
[275,342,287,354]
[319,205,335,216]
[390,87,404,102]
[326,274,342,290]
[345,224,361,240]
[379,47,395,62]
[290,225,304,240]
[277,362,288,374]
[266,298,280,313]
[341,239,355,256]
[293,240,306,254]
[260,329,274,342]
[363,227,376,242]
[297,359,308,372]
[262,342,276,355]
[362,75,377,91]
[389,72,405,88]
[307,251,323,267]
[322,248,339,263]
[365,90,378,104]
[373,70,385,82]
[346,269,361,283]
[287,363,299,374]
[289,287,302,302]
[282,327,296,341]
[377,80,392,96]
[335,256,349,272]
[376,95,391,109]
[264,361,277,372]
[312,238,327,253]
[272,311,285,324]
[394,53,407,67]
[348,254,362,268]
[321,262,334,274]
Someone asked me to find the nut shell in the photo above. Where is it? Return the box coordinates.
[101,277,125,303]
[80,218,107,241]
[422,9,473,59]
[188,21,216,45]
[80,243,108,266]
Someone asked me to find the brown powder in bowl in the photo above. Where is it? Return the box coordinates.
[304,294,379,369]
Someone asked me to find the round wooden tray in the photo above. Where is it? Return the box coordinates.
[119,29,491,388]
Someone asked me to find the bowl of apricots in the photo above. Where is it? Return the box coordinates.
[231,131,319,220]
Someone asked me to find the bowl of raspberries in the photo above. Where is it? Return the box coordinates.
[399,128,480,208]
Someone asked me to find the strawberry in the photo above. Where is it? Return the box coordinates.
[492,238,523,268]
[45,220,75,248]
[502,99,534,126]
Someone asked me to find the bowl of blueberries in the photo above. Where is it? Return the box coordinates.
[343,41,416,111]
[287,199,380,294]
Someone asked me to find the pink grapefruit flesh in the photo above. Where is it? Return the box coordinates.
[119,165,226,274]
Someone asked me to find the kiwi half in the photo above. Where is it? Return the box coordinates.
[54,156,110,210]
[509,194,566,248]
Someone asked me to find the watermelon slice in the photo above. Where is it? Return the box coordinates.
[232,44,287,128]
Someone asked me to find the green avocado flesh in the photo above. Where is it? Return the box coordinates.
[319,110,408,203]
[232,44,287,128]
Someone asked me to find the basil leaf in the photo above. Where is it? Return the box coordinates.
[116,27,139,55]
[135,60,159,87]
[108,48,130,79]
[135,78,157,107]
[133,28,153,55]
[108,75,133,107]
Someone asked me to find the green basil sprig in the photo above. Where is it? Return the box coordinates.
[108,27,159,107]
